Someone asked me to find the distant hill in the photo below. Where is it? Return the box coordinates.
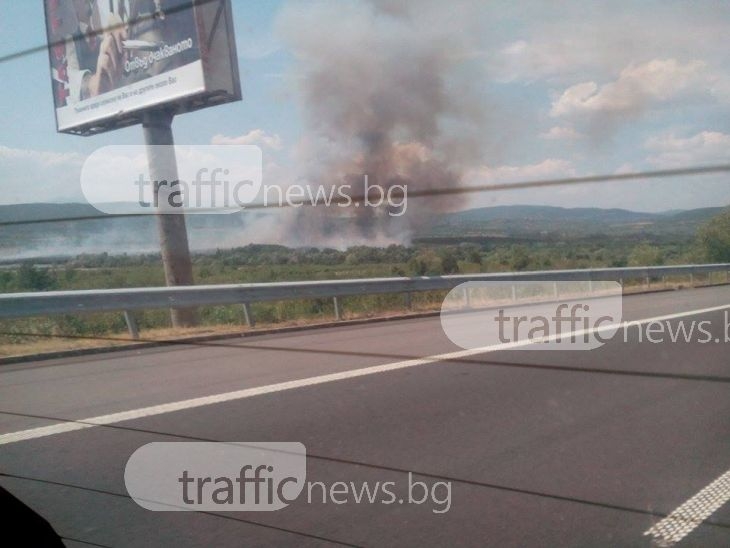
[426,205,725,241]
[445,205,655,223]
[659,208,726,222]
[0,202,725,260]
[0,203,100,223]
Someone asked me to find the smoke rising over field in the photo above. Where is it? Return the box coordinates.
[276,0,487,244]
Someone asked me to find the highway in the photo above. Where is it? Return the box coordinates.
[1,285,729,547]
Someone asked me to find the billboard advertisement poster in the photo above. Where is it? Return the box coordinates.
[44,0,241,135]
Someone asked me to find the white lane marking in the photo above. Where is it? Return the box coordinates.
[644,470,730,546]
[1,303,730,446]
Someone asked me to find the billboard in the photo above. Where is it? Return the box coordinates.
[44,0,241,135]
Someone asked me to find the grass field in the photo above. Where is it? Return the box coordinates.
[0,236,716,358]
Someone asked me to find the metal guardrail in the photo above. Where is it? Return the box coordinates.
[1,264,729,337]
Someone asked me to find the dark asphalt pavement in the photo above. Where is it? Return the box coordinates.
[1,286,729,547]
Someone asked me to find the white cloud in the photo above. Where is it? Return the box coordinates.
[490,4,730,86]
[645,131,730,167]
[211,130,283,150]
[550,59,711,118]
[0,146,83,167]
[540,126,581,140]
[493,39,598,83]
[0,146,85,205]
[466,158,575,185]
[614,163,634,175]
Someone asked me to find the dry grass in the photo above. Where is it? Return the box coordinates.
[0,304,439,360]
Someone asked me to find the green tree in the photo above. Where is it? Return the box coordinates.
[510,245,531,271]
[407,250,443,276]
[439,250,460,274]
[628,244,664,266]
[17,263,57,291]
[697,209,730,262]
[0,271,12,291]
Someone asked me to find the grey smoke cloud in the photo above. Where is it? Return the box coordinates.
[275,0,489,244]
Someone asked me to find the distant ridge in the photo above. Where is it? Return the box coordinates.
[0,203,725,259]
[0,203,100,223]
[0,202,723,225]
[439,205,724,224]
[427,205,725,240]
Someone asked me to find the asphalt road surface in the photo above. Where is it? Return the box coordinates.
[1,286,729,547]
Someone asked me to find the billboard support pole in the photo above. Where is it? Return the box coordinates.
[143,109,197,328]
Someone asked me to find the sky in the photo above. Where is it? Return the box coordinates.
[0,0,729,216]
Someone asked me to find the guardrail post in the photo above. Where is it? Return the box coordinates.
[553,282,559,299]
[726,270,729,283]
[123,311,139,340]
[645,275,651,289]
[404,292,412,311]
[333,297,342,321]
[511,284,517,302]
[690,273,695,287]
[242,303,255,328]
[587,279,593,293]
[463,286,471,309]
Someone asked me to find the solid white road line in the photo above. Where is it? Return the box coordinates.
[644,469,730,546]
[1,303,729,447]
